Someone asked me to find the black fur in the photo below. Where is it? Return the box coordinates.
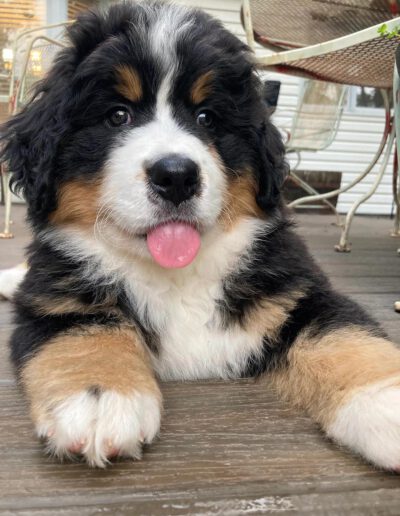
[11,240,160,367]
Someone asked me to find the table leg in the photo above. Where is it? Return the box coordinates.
[392,152,400,237]
[335,122,395,252]
[0,169,14,239]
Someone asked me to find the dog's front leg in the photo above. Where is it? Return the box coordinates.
[19,326,162,467]
[270,327,400,471]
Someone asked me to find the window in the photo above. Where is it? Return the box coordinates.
[68,0,99,19]
[348,86,392,112]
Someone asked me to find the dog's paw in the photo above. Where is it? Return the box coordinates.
[327,379,400,471]
[0,263,27,300]
[36,389,161,467]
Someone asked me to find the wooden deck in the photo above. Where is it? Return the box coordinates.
[0,205,399,515]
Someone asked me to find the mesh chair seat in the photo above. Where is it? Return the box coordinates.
[249,0,398,50]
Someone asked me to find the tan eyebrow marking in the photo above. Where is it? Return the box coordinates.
[190,70,214,105]
[115,65,143,103]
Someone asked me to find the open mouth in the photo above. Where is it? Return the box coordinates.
[146,221,201,269]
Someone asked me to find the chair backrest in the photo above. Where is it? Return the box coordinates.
[244,0,397,51]
[286,80,348,152]
[9,23,70,116]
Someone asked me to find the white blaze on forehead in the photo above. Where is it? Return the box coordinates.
[156,72,174,118]
[147,4,193,118]
[147,3,194,74]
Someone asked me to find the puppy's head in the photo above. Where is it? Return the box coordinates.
[1,1,287,268]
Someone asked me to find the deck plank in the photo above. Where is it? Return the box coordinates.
[0,205,399,514]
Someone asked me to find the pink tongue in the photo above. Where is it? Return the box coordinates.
[146,222,201,269]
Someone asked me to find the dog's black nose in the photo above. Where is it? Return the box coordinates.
[147,154,200,206]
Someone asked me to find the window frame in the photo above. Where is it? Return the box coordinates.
[46,0,68,24]
[347,85,388,116]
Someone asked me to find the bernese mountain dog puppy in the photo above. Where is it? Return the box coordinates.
[2,1,400,469]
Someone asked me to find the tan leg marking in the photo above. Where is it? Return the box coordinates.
[21,326,160,427]
[270,326,400,428]
[21,326,162,466]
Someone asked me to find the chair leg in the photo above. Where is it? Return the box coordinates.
[289,118,390,210]
[391,161,400,237]
[0,170,14,239]
[335,123,395,252]
[290,90,391,252]
[392,192,400,238]
[390,135,400,237]
[396,245,400,311]
[289,170,342,227]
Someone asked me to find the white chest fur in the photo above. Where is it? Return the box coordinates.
[47,218,266,381]
[122,219,265,380]
[129,259,263,380]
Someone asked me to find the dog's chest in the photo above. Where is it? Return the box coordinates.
[126,271,263,381]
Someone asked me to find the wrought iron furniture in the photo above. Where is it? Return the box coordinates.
[243,0,400,251]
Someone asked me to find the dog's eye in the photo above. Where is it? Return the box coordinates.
[196,110,214,128]
[108,108,132,127]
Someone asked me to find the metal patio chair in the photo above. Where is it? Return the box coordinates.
[262,77,347,218]
[0,23,70,239]
[283,79,348,221]
[242,0,400,251]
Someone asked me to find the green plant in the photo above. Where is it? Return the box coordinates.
[378,23,400,39]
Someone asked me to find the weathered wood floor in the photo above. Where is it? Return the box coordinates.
[0,205,399,515]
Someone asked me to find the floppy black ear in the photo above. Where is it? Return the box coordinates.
[255,118,288,212]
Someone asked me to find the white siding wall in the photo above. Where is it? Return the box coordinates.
[175,0,395,215]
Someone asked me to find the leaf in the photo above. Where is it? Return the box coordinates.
[378,23,388,35]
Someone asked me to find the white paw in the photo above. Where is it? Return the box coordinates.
[36,389,161,467]
[327,379,400,471]
[0,263,27,300]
